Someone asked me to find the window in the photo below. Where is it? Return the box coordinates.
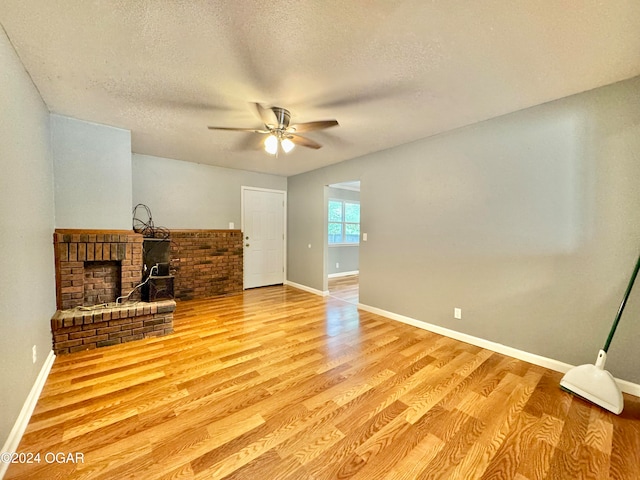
[328,199,360,244]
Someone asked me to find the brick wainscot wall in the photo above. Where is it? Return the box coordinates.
[169,230,243,300]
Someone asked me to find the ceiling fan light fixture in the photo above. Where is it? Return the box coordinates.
[281,138,295,153]
[264,134,278,155]
[209,103,337,155]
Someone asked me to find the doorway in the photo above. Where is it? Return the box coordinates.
[326,181,360,304]
[242,187,286,289]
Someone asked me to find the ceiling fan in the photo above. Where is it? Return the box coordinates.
[208,103,339,155]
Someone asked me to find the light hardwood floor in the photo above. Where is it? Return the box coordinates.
[328,274,359,305]
[6,285,640,479]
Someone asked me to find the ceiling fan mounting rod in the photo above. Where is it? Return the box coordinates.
[271,107,291,129]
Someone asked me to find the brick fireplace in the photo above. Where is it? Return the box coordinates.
[53,230,143,310]
[51,229,175,355]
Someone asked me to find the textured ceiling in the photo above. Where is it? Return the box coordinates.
[2,1,639,176]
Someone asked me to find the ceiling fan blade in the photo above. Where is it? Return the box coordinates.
[287,134,322,150]
[208,126,270,134]
[287,120,339,133]
[252,103,279,128]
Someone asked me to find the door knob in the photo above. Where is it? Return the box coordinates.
[245,243,250,247]
[246,236,249,240]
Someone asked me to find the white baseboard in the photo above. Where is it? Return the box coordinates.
[285,280,329,297]
[357,303,640,398]
[616,378,640,397]
[1,350,55,479]
[328,270,359,279]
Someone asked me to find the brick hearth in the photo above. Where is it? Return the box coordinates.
[50,300,176,355]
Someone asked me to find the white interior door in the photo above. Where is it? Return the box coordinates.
[242,188,285,289]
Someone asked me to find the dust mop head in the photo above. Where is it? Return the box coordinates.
[560,354,623,414]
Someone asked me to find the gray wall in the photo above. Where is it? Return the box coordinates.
[52,114,132,229]
[132,154,287,229]
[0,27,56,447]
[327,186,360,275]
[288,76,640,384]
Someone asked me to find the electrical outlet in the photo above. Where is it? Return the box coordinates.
[336,262,339,268]
[454,308,462,320]
[32,345,37,364]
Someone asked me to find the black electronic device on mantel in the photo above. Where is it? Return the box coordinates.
[156,262,170,276]
[143,238,170,278]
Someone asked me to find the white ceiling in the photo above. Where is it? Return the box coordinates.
[330,181,361,192]
[2,1,639,177]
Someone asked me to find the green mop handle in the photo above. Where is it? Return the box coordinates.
[603,252,640,352]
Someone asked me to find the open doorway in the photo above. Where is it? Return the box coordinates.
[326,181,360,304]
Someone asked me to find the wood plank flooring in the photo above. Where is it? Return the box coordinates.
[328,275,359,305]
[6,285,640,479]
